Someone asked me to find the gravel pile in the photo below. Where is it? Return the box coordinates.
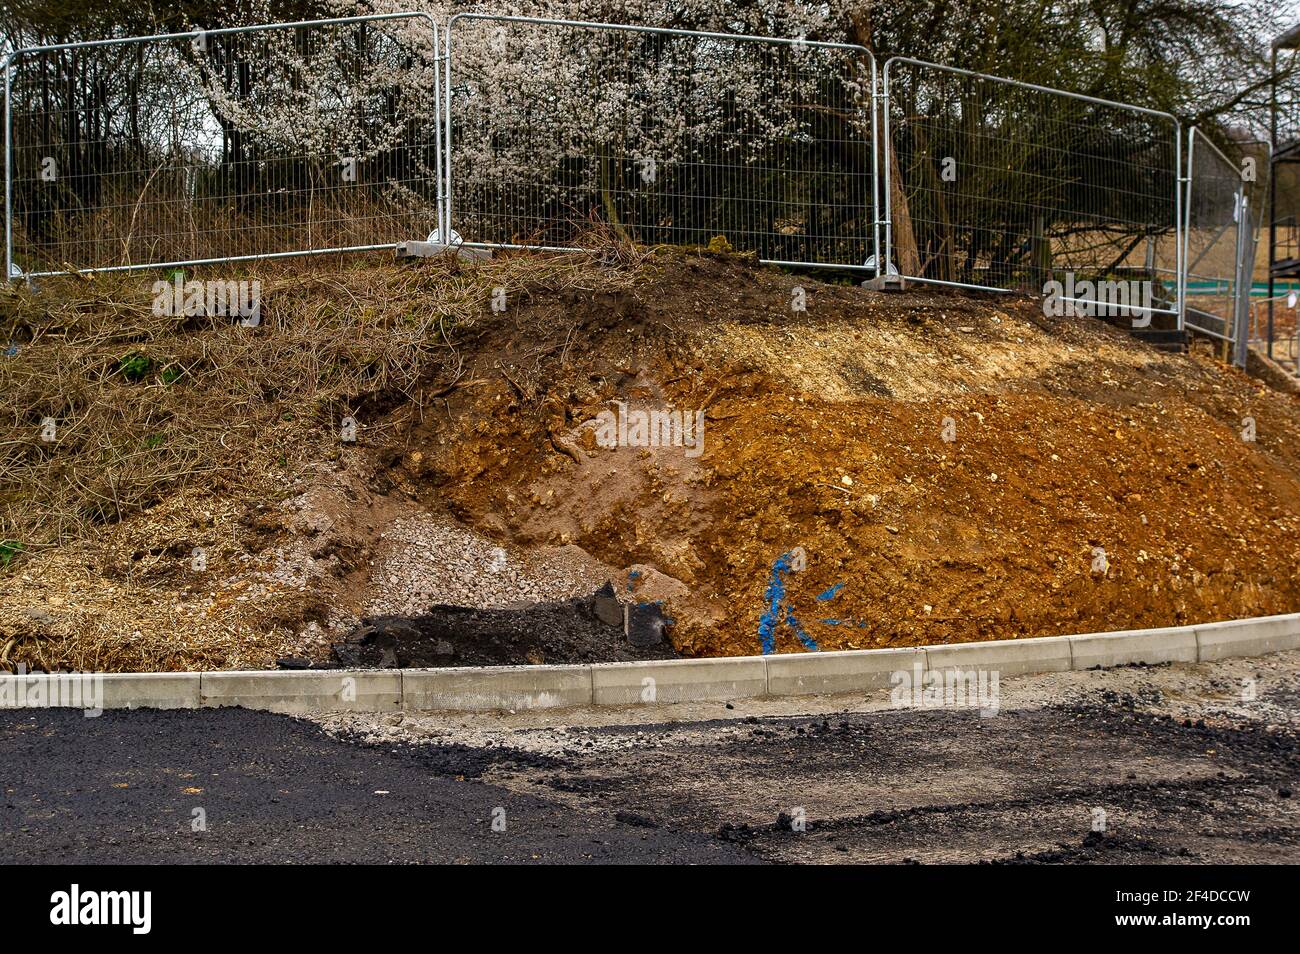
[320,711,727,756]
[365,513,611,616]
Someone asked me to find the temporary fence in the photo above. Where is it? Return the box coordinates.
[1184,128,1248,361]
[1233,198,1259,368]
[1239,141,1288,370]
[1249,137,1300,369]
[3,12,443,278]
[1251,293,1299,373]
[441,13,880,271]
[879,57,1182,323]
[0,9,1263,359]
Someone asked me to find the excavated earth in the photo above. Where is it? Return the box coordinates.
[393,254,1300,658]
[4,250,1300,669]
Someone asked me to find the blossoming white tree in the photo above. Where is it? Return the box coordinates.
[421,0,875,261]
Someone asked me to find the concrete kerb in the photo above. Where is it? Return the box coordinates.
[402,664,592,711]
[1068,626,1198,669]
[592,656,767,706]
[925,635,1074,676]
[1194,613,1300,661]
[0,671,202,712]
[200,669,401,714]
[766,646,925,696]
[2,613,1297,713]
[103,672,202,709]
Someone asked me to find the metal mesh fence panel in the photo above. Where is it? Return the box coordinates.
[882,58,1181,315]
[1184,128,1246,348]
[1273,157,1300,271]
[4,13,442,277]
[443,14,879,270]
[1253,294,1299,372]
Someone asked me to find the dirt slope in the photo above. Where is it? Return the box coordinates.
[402,253,1300,657]
[3,249,1300,669]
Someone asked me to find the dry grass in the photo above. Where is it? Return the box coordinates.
[0,239,652,671]
[1,242,649,549]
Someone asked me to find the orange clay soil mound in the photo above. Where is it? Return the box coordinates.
[392,251,1300,657]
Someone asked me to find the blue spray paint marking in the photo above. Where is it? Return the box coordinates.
[784,608,817,651]
[646,599,673,627]
[627,569,641,593]
[3,344,17,357]
[815,582,845,602]
[757,553,794,654]
[757,551,818,654]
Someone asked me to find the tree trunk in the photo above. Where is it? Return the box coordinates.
[849,10,918,275]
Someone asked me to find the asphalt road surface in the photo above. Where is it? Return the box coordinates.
[2,652,1298,864]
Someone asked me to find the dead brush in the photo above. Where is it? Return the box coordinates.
[0,247,650,557]
[0,246,656,672]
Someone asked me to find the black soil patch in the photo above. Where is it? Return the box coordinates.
[334,736,566,779]
[329,586,678,667]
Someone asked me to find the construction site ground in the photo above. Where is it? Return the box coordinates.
[2,649,1296,863]
[3,249,1300,671]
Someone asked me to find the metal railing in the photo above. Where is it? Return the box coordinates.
[441,13,880,272]
[0,8,1266,373]
[3,12,443,278]
[1183,128,1247,361]
[1234,198,1259,368]
[1252,293,1300,374]
[880,57,1183,320]
[1275,215,1300,263]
